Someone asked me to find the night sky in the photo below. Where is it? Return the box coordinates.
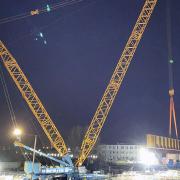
[0,0,180,146]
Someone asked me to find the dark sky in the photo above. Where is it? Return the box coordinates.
[0,0,180,146]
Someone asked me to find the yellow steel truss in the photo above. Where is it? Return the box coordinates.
[0,41,67,156]
[76,0,157,166]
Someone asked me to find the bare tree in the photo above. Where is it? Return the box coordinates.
[67,126,101,158]
[67,125,85,157]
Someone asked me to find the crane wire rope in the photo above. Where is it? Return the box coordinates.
[0,67,54,164]
[0,64,17,128]
[0,65,32,161]
[166,0,178,138]
[0,0,96,161]
[0,0,98,164]
[0,65,30,160]
[0,0,84,25]
[0,0,95,162]
[1,71,59,166]
[6,0,97,47]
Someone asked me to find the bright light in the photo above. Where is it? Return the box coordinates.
[169,59,174,64]
[70,154,73,158]
[46,4,51,12]
[139,148,158,166]
[0,175,13,180]
[13,128,22,136]
[39,32,43,38]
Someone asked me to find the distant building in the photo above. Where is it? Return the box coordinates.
[98,144,144,163]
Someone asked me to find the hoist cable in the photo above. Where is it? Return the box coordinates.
[0,0,84,25]
[166,0,173,90]
[0,64,17,128]
[166,0,178,138]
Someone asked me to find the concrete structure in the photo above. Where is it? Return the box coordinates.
[98,144,144,163]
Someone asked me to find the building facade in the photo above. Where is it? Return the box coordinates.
[98,144,144,163]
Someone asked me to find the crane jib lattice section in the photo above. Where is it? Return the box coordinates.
[76,0,157,166]
[0,41,68,157]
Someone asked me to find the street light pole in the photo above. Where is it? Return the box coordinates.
[12,128,38,180]
[32,135,37,180]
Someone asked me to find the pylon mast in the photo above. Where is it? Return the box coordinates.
[0,41,68,156]
[76,0,157,166]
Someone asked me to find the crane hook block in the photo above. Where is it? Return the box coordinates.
[169,89,174,96]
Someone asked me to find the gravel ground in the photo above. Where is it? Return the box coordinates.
[110,170,180,180]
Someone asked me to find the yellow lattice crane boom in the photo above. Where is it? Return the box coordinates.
[76,0,157,166]
[0,41,68,157]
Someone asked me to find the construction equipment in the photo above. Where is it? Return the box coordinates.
[76,0,157,166]
[0,0,157,169]
[14,141,107,180]
[166,0,178,138]
[0,40,72,167]
[14,141,71,167]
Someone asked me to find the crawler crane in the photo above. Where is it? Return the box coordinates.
[0,0,157,178]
